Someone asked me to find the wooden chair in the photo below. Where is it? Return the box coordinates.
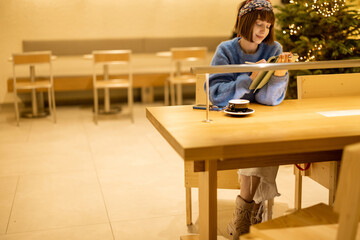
[164,47,207,106]
[183,75,274,226]
[92,50,133,124]
[242,141,360,240]
[12,51,56,126]
[294,73,360,210]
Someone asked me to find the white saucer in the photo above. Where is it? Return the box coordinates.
[224,108,255,116]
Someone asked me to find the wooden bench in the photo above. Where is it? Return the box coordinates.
[8,37,226,103]
[243,141,360,240]
[294,72,360,210]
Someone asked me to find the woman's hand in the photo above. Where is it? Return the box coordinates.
[250,59,266,81]
[274,52,293,77]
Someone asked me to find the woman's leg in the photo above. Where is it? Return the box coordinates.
[229,167,279,239]
[240,174,260,202]
[228,174,261,239]
[240,174,262,212]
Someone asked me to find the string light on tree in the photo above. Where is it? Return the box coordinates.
[275,0,359,98]
[286,23,302,35]
[279,0,352,61]
[310,0,346,17]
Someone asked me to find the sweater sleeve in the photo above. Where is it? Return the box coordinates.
[254,45,289,106]
[209,40,289,107]
[255,73,289,105]
[209,45,252,107]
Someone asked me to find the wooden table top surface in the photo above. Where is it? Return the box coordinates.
[146,96,360,161]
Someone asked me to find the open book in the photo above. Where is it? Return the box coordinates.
[249,54,298,92]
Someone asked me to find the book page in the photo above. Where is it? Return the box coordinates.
[249,55,278,90]
[249,54,298,91]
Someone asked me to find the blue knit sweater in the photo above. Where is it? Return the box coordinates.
[209,37,289,107]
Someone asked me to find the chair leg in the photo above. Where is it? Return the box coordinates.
[164,80,169,106]
[51,87,56,123]
[170,82,176,106]
[266,198,274,221]
[128,87,134,123]
[176,83,182,105]
[186,187,192,225]
[13,92,20,126]
[328,161,339,206]
[47,89,53,120]
[294,167,302,210]
[93,88,98,124]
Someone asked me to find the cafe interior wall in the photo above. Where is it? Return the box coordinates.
[0,0,282,105]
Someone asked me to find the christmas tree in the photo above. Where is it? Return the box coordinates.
[275,0,360,98]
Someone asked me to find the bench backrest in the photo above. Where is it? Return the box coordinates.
[23,36,228,56]
[297,73,360,99]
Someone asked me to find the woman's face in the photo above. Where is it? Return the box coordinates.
[252,18,271,44]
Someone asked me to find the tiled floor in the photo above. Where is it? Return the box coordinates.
[0,102,328,240]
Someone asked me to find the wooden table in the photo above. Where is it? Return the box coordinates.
[146,96,360,240]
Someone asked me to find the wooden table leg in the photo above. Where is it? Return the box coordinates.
[181,159,217,240]
[199,159,217,240]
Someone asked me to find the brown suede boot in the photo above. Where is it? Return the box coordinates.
[227,195,254,240]
[251,202,264,225]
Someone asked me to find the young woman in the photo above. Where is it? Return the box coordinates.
[208,0,293,239]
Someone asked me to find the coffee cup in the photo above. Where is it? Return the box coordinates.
[228,99,249,112]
